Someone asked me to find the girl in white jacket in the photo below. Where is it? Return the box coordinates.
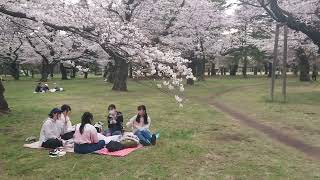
[127,105,156,146]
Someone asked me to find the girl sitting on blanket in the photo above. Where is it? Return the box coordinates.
[59,104,75,140]
[74,112,105,154]
[103,104,124,136]
[126,105,156,146]
[39,108,64,149]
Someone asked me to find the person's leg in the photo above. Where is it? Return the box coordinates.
[61,131,75,140]
[74,144,89,154]
[111,130,122,136]
[86,140,105,153]
[42,139,63,149]
[140,129,152,141]
[140,130,156,145]
[135,130,151,146]
[74,141,105,154]
[103,129,111,136]
[99,134,121,144]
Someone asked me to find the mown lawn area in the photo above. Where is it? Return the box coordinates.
[215,77,320,148]
[1,76,320,179]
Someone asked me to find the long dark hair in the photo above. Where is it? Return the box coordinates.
[61,104,71,113]
[136,105,148,125]
[80,112,93,134]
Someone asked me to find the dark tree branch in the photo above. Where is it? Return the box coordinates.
[103,2,124,22]
[268,0,320,52]
[0,5,36,21]
[238,0,264,8]
[0,6,98,42]
[26,36,48,61]
[0,5,131,60]
[240,0,320,53]
[13,38,23,62]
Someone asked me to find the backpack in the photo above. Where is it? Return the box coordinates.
[120,139,138,148]
[119,133,139,148]
[106,141,124,152]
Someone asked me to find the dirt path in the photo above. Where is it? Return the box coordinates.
[135,80,320,159]
[210,97,320,160]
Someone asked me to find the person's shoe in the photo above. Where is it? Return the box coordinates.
[151,134,157,145]
[155,132,160,139]
[25,136,37,143]
[49,149,66,158]
[139,140,151,146]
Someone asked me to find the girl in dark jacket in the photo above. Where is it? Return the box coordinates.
[103,104,123,136]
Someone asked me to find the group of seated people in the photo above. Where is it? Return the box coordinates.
[39,104,157,154]
[35,82,64,93]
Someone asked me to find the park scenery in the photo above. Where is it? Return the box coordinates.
[1,0,320,179]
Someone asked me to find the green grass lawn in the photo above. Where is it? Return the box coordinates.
[216,77,320,148]
[1,76,320,179]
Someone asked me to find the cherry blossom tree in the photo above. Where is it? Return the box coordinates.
[0,17,25,80]
[0,0,194,89]
[0,0,195,107]
[134,0,227,81]
[238,0,320,53]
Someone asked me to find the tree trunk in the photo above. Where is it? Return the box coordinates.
[60,63,68,80]
[268,62,272,78]
[220,67,223,76]
[129,63,133,78]
[264,62,269,75]
[22,69,29,77]
[196,59,205,81]
[312,64,318,81]
[230,64,238,76]
[103,66,108,78]
[9,62,20,80]
[282,25,288,102]
[0,80,9,113]
[293,64,299,76]
[112,56,128,91]
[197,39,206,81]
[71,67,76,78]
[271,24,280,101]
[107,73,115,83]
[202,59,206,77]
[254,66,258,75]
[296,48,311,81]
[242,57,248,77]
[93,66,98,76]
[84,72,88,79]
[187,78,194,85]
[187,61,196,85]
[211,63,216,76]
[40,59,49,82]
[31,69,34,79]
[106,64,115,83]
[49,64,54,78]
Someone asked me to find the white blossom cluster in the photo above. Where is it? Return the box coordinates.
[62,60,75,68]
[76,65,90,73]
